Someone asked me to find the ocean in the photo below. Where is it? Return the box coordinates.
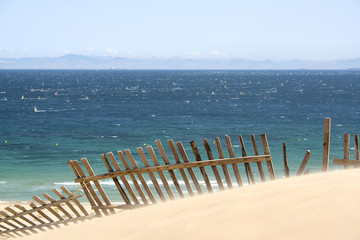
[0,69,359,202]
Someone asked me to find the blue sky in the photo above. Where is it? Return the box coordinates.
[0,0,359,60]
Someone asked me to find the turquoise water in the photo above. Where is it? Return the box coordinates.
[0,70,359,202]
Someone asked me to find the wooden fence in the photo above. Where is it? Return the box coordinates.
[0,186,93,239]
[68,134,276,217]
[333,134,360,168]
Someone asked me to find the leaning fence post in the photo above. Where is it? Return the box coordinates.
[322,118,331,172]
[282,142,290,177]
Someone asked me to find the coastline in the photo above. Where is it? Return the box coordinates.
[6,168,360,240]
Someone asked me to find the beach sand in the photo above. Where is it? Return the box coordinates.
[5,168,360,239]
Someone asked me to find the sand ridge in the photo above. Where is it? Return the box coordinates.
[10,168,360,239]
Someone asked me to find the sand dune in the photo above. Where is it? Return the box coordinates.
[14,168,360,239]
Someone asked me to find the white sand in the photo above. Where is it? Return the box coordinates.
[6,168,360,239]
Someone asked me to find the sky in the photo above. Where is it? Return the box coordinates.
[0,0,359,61]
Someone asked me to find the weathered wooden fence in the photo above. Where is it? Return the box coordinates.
[0,186,93,238]
[68,134,276,216]
[333,134,360,168]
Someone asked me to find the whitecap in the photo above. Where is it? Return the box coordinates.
[53,182,79,186]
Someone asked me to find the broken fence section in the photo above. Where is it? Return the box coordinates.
[68,134,276,217]
[333,133,360,168]
[0,186,94,239]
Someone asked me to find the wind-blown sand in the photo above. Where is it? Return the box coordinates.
[12,168,360,239]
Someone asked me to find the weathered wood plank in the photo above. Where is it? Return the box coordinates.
[30,202,59,228]
[68,160,101,217]
[81,158,114,214]
[225,136,243,187]
[334,158,360,167]
[203,139,224,190]
[251,134,266,182]
[282,142,290,177]
[239,136,255,184]
[155,140,185,198]
[355,134,359,161]
[176,141,203,194]
[74,155,272,183]
[14,205,50,230]
[137,147,167,201]
[296,150,311,176]
[190,140,213,193]
[60,186,89,216]
[52,189,81,218]
[215,137,232,189]
[124,149,157,204]
[32,196,67,225]
[260,134,276,180]
[42,193,73,219]
[3,207,39,234]
[146,146,175,200]
[322,118,331,172]
[0,210,30,236]
[101,154,131,205]
[344,133,350,169]
[118,151,149,204]
[107,152,140,204]
[168,140,194,196]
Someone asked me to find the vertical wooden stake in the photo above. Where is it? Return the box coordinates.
[355,134,359,161]
[282,142,290,177]
[322,118,331,172]
[344,133,350,169]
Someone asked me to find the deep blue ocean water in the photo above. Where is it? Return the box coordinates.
[0,70,360,202]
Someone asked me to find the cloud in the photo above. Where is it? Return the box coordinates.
[209,50,221,56]
[86,47,95,51]
[183,51,202,58]
[105,48,118,54]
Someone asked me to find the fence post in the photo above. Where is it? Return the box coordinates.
[322,118,331,172]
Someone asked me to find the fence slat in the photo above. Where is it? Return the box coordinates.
[137,147,167,201]
[117,151,149,204]
[251,135,266,182]
[344,134,350,169]
[5,207,41,234]
[355,135,359,161]
[146,146,175,200]
[52,189,81,218]
[124,149,157,204]
[14,205,50,230]
[107,152,140,204]
[167,140,194,196]
[203,139,224,191]
[101,154,131,205]
[322,118,331,172]
[68,160,101,217]
[32,196,67,225]
[81,158,114,215]
[155,140,185,198]
[30,202,58,228]
[215,137,233,189]
[42,193,73,220]
[296,150,311,176]
[74,155,272,183]
[60,186,89,217]
[239,136,255,185]
[190,140,213,193]
[176,141,203,194]
[0,211,30,236]
[260,134,276,180]
[282,142,290,177]
[225,136,243,187]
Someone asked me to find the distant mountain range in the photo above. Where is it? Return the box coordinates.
[1,54,360,70]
